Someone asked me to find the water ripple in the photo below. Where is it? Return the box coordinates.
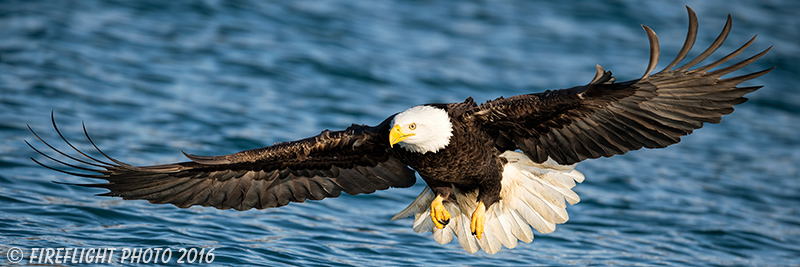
[2,0,798,266]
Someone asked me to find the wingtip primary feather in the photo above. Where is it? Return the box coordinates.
[590,65,606,84]
[640,25,660,80]
[27,119,112,169]
[51,113,116,167]
[718,66,775,85]
[30,157,107,179]
[707,45,773,77]
[662,6,699,72]
[80,121,134,168]
[693,34,759,74]
[675,13,733,72]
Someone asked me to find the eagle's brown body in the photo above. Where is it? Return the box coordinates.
[390,100,506,210]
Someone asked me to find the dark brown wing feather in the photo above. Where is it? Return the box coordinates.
[465,6,773,165]
[28,114,415,211]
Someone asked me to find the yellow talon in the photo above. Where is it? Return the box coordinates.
[471,201,486,239]
[430,195,451,229]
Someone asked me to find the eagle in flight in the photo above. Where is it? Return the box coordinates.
[28,7,771,254]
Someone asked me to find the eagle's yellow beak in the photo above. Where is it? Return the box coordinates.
[389,125,415,148]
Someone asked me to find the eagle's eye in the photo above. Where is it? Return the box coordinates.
[409,123,417,130]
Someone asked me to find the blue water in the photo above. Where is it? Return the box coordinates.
[2,0,799,265]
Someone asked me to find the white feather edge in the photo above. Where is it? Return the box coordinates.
[391,151,585,254]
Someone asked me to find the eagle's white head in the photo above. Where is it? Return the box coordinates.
[389,105,453,154]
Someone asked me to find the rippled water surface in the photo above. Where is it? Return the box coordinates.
[2,0,799,266]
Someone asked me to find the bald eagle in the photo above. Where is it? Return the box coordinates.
[28,7,771,254]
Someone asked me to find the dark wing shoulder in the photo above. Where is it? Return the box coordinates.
[464,6,773,165]
[28,115,416,211]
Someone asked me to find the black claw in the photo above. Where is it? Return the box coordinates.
[439,218,450,226]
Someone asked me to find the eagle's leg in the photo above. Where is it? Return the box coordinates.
[428,185,452,229]
[471,176,501,239]
[431,195,450,229]
[470,201,486,239]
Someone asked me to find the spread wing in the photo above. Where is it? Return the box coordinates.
[27,114,416,211]
[466,6,773,165]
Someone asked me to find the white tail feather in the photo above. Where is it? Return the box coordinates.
[456,212,479,253]
[392,151,584,254]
